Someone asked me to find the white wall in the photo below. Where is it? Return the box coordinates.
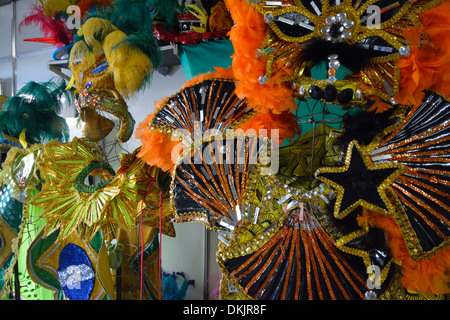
[0,0,221,300]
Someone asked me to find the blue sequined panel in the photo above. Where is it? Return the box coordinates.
[57,243,95,300]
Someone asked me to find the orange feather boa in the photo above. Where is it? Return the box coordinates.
[225,0,298,114]
[237,110,300,145]
[135,113,183,172]
[396,0,450,106]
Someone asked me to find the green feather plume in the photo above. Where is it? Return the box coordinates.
[107,0,163,72]
[0,79,71,144]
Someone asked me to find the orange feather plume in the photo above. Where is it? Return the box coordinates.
[420,0,450,56]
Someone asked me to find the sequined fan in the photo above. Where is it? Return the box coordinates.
[368,92,450,258]
[216,175,396,300]
[219,208,370,299]
[171,134,274,233]
[150,79,253,142]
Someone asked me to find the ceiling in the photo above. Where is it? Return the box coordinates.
[0,0,12,6]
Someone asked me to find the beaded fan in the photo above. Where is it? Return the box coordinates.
[361,92,450,258]
[136,78,257,172]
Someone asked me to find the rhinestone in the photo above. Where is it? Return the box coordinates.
[309,85,324,99]
[258,75,267,85]
[343,19,354,29]
[328,59,340,69]
[336,12,347,22]
[336,88,353,104]
[321,26,331,34]
[328,53,338,60]
[327,76,337,83]
[355,89,362,99]
[399,46,410,56]
[341,30,352,39]
[365,291,377,300]
[298,85,306,95]
[323,35,333,41]
[325,15,337,25]
[264,13,274,24]
[324,84,338,102]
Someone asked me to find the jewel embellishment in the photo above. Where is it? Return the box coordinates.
[322,12,354,43]
[57,264,95,289]
[327,53,340,84]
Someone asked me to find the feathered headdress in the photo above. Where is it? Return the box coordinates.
[70,0,166,98]
[68,0,179,143]
[0,79,71,145]
[225,0,450,113]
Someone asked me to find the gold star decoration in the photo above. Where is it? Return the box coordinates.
[316,140,404,219]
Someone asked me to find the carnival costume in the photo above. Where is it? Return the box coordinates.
[137,0,450,300]
[0,80,71,298]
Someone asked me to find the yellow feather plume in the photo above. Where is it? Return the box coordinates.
[103,30,153,99]
[41,0,77,17]
[81,17,117,55]
[69,40,96,91]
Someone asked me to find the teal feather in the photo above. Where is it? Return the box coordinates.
[107,0,163,69]
[146,0,181,26]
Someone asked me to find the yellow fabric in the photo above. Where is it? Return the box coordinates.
[96,241,115,299]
